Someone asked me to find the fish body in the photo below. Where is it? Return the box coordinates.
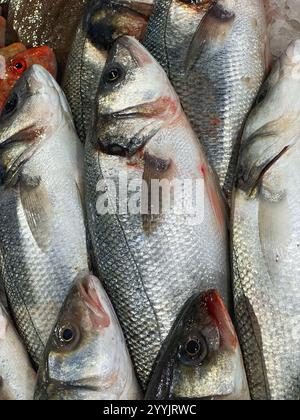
[0,65,88,365]
[35,274,141,400]
[143,0,268,197]
[85,36,229,388]
[63,0,154,143]
[146,290,249,400]
[0,301,36,400]
[233,40,300,400]
[0,45,57,111]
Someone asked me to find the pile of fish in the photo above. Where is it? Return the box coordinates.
[0,0,300,401]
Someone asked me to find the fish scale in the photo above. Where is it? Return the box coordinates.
[143,0,268,197]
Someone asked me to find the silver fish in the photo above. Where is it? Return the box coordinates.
[0,300,36,400]
[63,0,154,143]
[143,0,269,197]
[85,36,230,388]
[35,274,142,400]
[233,40,300,400]
[0,65,89,365]
[146,290,250,400]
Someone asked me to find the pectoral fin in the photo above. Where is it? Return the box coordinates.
[142,151,175,234]
[20,175,53,252]
[238,117,298,195]
[185,1,235,70]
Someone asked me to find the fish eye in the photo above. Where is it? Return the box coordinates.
[178,335,208,366]
[58,324,77,345]
[103,65,124,84]
[2,93,18,116]
[11,58,27,75]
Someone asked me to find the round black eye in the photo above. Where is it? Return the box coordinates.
[185,339,201,356]
[58,326,75,344]
[178,335,208,366]
[103,66,123,84]
[2,93,18,116]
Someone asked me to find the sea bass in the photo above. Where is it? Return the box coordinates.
[0,45,57,111]
[143,0,269,197]
[85,36,229,388]
[233,40,300,400]
[0,300,36,400]
[35,274,142,400]
[0,65,89,366]
[146,290,249,400]
[63,0,154,143]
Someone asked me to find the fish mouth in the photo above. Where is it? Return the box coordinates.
[36,377,103,400]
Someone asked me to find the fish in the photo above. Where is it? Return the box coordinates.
[6,0,89,75]
[146,290,250,400]
[232,39,300,400]
[0,300,36,400]
[0,65,89,366]
[265,0,300,61]
[0,45,57,111]
[143,0,269,198]
[34,273,142,400]
[85,36,230,388]
[63,0,154,143]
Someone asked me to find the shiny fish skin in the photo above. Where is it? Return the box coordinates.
[233,40,300,400]
[146,290,250,400]
[0,301,36,400]
[35,274,142,400]
[0,65,89,365]
[143,0,268,197]
[63,0,153,143]
[85,36,229,388]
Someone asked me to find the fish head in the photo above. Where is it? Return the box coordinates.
[85,0,154,50]
[146,290,249,400]
[0,46,57,112]
[0,64,68,187]
[238,40,300,196]
[92,35,181,157]
[35,274,129,400]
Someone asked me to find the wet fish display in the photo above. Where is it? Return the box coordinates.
[146,290,249,400]
[0,65,88,366]
[85,36,229,389]
[143,0,269,197]
[233,40,300,400]
[0,300,36,400]
[1,0,300,402]
[35,274,142,400]
[63,0,154,143]
[0,45,57,111]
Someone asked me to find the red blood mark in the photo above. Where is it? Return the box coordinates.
[210,117,221,127]
[203,290,237,350]
[200,162,225,229]
[79,277,110,330]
